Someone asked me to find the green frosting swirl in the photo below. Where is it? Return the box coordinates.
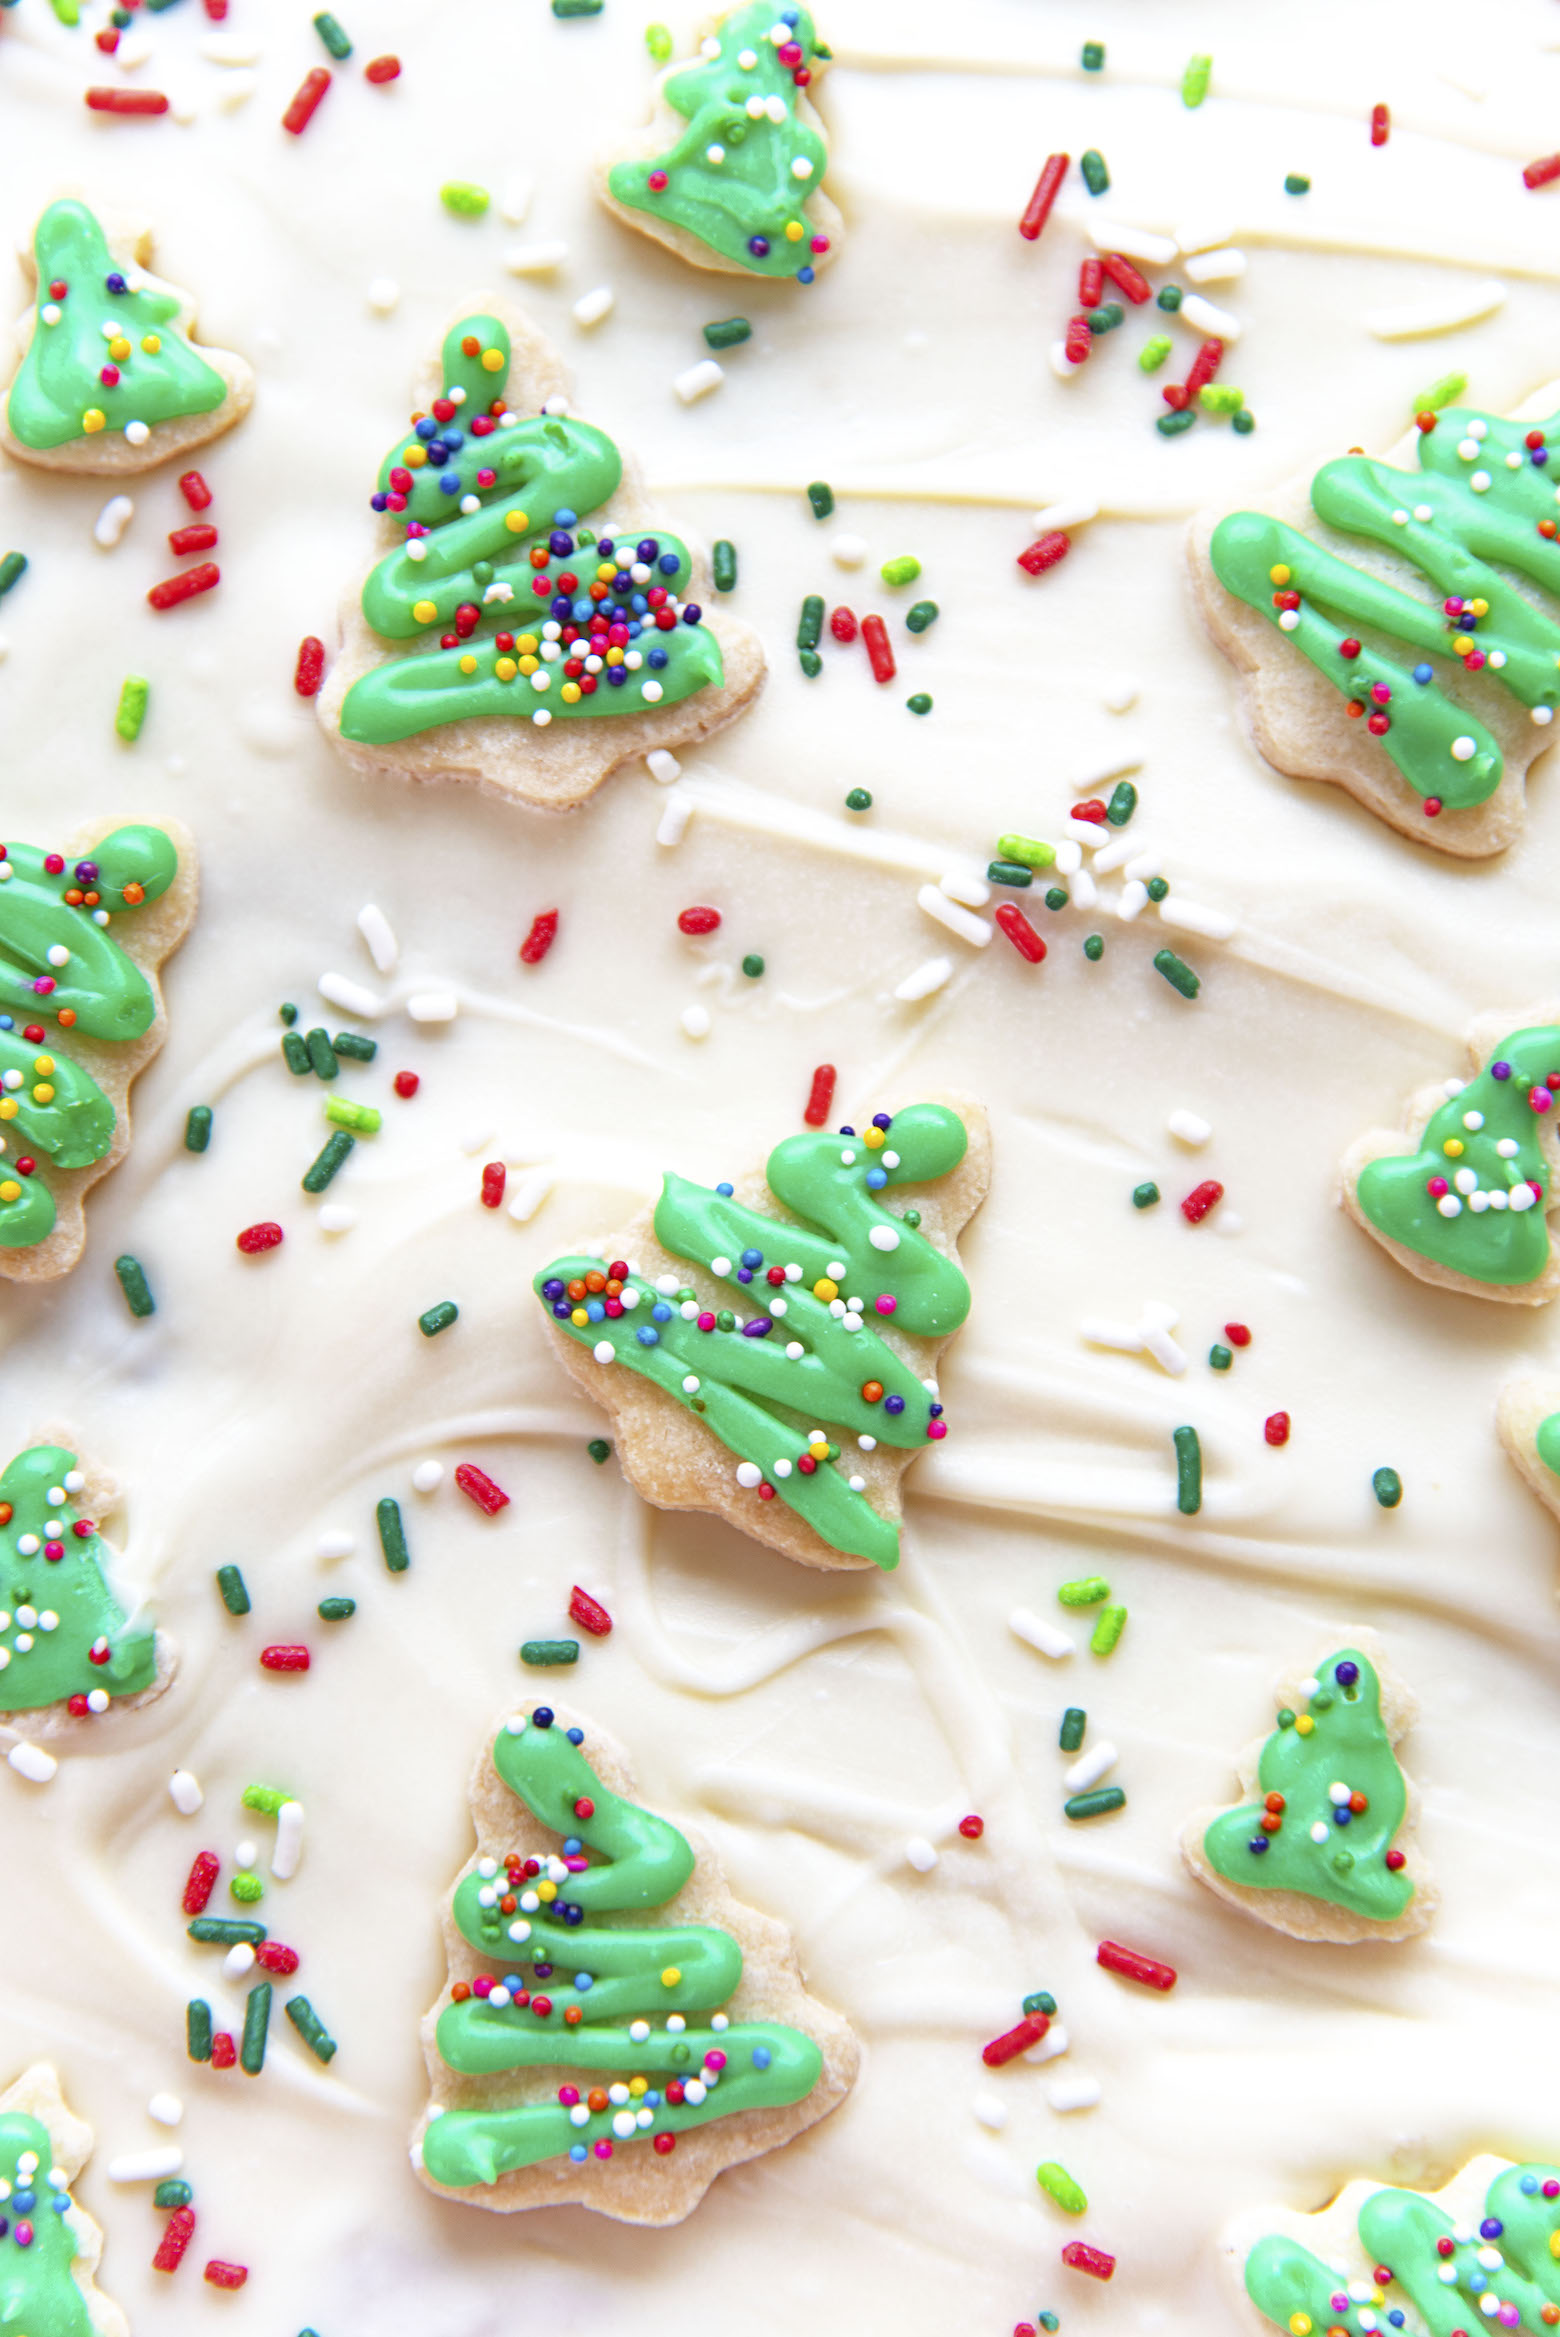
[536,1103,972,1568]
[0,2109,93,2337]
[339,316,723,744]
[7,199,227,452]
[0,826,178,1252]
[1210,403,1560,811]
[1356,1025,1560,1285]
[608,2,832,282]
[1202,1649,1413,1923]
[0,1444,158,1709]
[421,1709,822,2188]
[1246,2162,1560,2337]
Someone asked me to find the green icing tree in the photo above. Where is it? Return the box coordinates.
[0,1445,157,1712]
[8,198,227,453]
[608,2,833,283]
[1246,2160,1560,2337]
[1356,1025,1560,1287]
[338,314,723,746]
[1201,1649,1414,1924]
[0,824,179,1252]
[536,1103,972,1568]
[1211,401,1560,813]
[422,1705,822,2190]
[0,2107,95,2337]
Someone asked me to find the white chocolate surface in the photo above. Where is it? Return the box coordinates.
[4,0,1560,2330]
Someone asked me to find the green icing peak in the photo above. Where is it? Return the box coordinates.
[0,827,178,1252]
[1210,400,1560,815]
[1203,1649,1413,1923]
[608,2,832,282]
[0,2109,94,2337]
[7,198,227,453]
[420,1709,822,2188]
[1356,1025,1560,1286]
[536,1103,972,1567]
[339,312,723,745]
[0,1444,158,1710]
[1246,2162,1560,2337]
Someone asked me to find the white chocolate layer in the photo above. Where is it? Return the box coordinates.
[4,0,1560,2332]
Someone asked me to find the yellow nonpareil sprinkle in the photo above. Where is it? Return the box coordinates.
[412,599,438,625]
[1443,1138,1464,1156]
[82,409,106,433]
[495,657,517,680]
[141,334,161,354]
[661,1967,681,1987]
[481,346,505,372]
[459,654,478,675]
[506,509,530,534]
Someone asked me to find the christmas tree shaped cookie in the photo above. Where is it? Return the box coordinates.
[1225,2155,1560,2337]
[600,3,842,285]
[1341,1005,1560,1305]
[1181,1636,1433,1944]
[317,302,764,812]
[1190,380,1560,856]
[0,820,197,1282]
[416,1702,858,2225]
[534,1094,990,1571]
[0,2062,128,2337]
[1,198,252,476]
[0,1440,174,1733]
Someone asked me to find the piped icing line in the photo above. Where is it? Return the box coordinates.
[1186,1646,1427,1938]
[338,313,724,746]
[1343,1016,1560,1297]
[536,1102,976,1569]
[605,3,837,283]
[1210,404,1560,818]
[0,826,182,1255]
[1235,2158,1560,2337]
[0,1445,162,1717]
[418,1705,854,2212]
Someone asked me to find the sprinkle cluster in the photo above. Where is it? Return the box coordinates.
[0,1467,112,1709]
[0,2142,74,2254]
[370,341,703,722]
[455,1707,745,2165]
[37,264,163,445]
[1245,1660,1405,1882]
[0,848,129,1221]
[1284,2173,1560,2337]
[539,1111,948,1515]
[645,10,831,283]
